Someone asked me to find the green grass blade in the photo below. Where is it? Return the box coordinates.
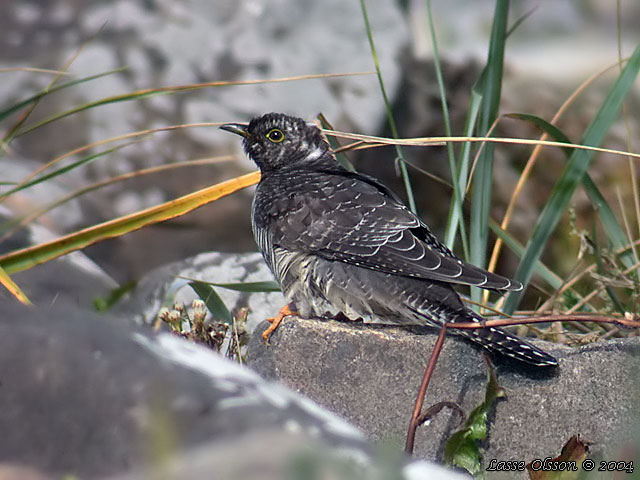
[359,0,416,213]
[0,142,134,202]
[507,112,634,269]
[440,2,531,256]
[489,219,564,291]
[14,89,164,139]
[504,43,640,313]
[444,91,482,254]
[506,7,537,36]
[505,113,573,152]
[0,68,126,124]
[592,226,626,315]
[444,2,533,259]
[94,280,137,311]
[426,0,469,258]
[189,281,233,326]
[469,0,509,307]
[444,0,530,259]
[582,175,633,266]
[190,280,281,293]
[0,143,136,244]
[7,72,374,141]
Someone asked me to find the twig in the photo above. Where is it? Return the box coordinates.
[447,313,640,331]
[405,324,447,455]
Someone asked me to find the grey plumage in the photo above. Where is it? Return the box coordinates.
[221,113,557,367]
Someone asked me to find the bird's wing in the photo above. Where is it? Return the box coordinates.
[267,170,522,291]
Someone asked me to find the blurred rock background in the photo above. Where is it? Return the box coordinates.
[1,0,638,288]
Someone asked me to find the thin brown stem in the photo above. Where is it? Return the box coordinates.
[405,323,447,455]
[447,313,640,331]
[403,311,638,455]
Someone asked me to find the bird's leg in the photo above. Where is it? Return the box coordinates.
[262,303,297,344]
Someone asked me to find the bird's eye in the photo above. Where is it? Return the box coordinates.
[265,128,284,143]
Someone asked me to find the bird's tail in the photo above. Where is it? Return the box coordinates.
[455,309,558,367]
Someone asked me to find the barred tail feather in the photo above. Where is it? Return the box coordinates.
[457,310,558,367]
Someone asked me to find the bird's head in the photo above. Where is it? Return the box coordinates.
[221,113,331,172]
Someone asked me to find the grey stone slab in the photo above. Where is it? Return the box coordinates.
[0,304,359,477]
[247,316,640,478]
[0,302,467,480]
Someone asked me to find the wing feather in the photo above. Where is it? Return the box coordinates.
[261,170,522,291]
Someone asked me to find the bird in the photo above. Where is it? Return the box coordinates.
[221,113,557,367]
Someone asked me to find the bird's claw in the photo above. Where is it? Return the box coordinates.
[262,304,297,344]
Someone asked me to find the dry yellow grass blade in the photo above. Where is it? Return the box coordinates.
[0,266,31,305]
[0,156,234,244]
[321,129,640,160]
[0,171,260,275]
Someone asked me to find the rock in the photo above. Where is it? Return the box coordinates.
[0,303,467,479]
[0,465,51,480]
[108,435,469,480]
[0,206,117,307]
[2,0,407,156]
[0,158,86,233]
[116,251,285,332]
[247,316,639,477]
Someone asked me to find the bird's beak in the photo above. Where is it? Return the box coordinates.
[220,123,250,138]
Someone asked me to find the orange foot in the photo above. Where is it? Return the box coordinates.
[262,304,298,344]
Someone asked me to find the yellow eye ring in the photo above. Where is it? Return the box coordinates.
[266,128,285,143]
